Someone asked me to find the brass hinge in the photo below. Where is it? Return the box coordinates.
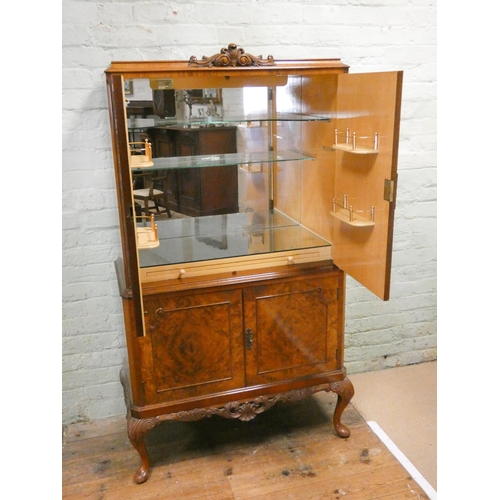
[384,179,395,202]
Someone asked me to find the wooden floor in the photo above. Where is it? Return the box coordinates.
[63,392,430,499]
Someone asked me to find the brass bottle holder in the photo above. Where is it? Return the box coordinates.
[129,139,154,168]
[330,128,379,154]
[136,214,160,249]
[330,196,375,227]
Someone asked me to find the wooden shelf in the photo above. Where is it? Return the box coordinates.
[327,143,378,155]
[136,216,160,249]
[330,209,375,227]
[326,129,379,155]
[130,140,154,168]
[130,156,154,168]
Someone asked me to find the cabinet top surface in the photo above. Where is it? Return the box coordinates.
[105,57,349,77]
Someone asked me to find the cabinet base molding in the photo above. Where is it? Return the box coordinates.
[120,368,354,484]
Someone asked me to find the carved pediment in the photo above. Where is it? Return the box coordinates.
[188,43,275,67]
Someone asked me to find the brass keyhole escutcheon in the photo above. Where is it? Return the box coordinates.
[245,328,253,350]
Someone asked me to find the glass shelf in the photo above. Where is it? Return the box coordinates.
[128,113,331,130]
[132,149,314,172]
[137,210,330,268]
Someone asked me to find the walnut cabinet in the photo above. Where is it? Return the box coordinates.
[106,45,403,484]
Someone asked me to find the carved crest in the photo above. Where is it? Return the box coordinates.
[188,43,275,68]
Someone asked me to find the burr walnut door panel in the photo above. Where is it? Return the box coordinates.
[140,289,245,404]
[243,274,341,386]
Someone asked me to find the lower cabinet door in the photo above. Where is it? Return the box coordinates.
[243,275,341,386]
[139,271,341,405]
[141,289,245,403]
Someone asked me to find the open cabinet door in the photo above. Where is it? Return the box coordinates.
[332,71,403,300]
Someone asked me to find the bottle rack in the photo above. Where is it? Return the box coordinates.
[328,128,379,155]
[136,215,160,249]
[129,139,154,168]
[330,196,375,227]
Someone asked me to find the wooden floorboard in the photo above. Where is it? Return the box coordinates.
[62,393,430,499]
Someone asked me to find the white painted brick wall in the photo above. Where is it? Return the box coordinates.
[62,0,437,424]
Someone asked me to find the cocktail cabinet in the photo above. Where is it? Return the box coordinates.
[105,45,403,484]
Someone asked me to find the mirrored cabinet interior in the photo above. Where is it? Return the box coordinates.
[106,45,403,484]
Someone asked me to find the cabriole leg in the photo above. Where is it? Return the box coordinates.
[126,414,161,484]
[330,377,355,438]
